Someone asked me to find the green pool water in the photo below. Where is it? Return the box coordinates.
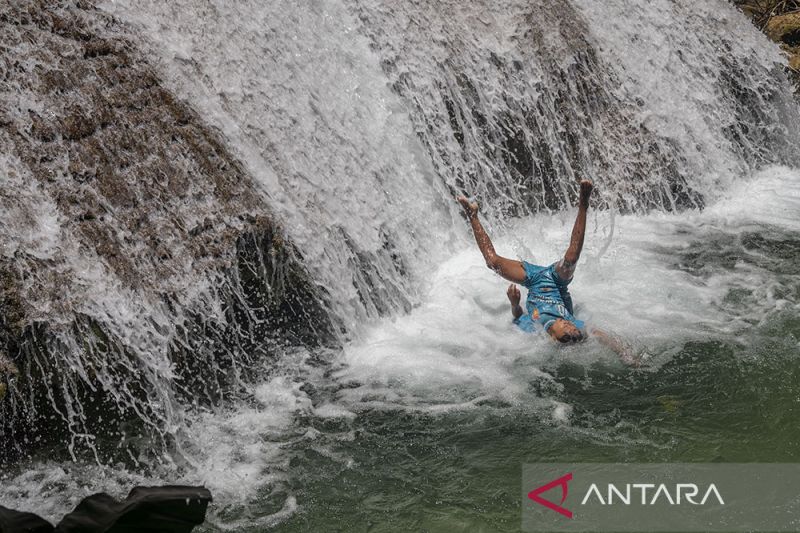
[254,337,798,532]
[230,230,800,532]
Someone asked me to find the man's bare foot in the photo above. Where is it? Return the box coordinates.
[456,195,479,218]
[506,284,521,307]
[579,179,593,206]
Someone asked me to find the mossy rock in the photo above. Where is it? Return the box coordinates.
[765,12,800,45]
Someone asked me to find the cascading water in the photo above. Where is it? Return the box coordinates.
[99,0,798,320]
[1,0,798,529]
[99,0,456,326]
[354,0,799,212]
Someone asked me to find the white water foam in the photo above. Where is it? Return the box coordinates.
[0,364,320,526]
[706,165,800,230]
[336,165,800,412]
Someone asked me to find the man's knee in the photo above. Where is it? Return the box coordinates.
[557,258,576,280]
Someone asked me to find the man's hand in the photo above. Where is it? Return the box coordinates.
[506,284,521,307]
[507,284,524,320]
[457,195,479,219]
[579,179,593,208]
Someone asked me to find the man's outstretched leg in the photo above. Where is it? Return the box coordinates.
[556,180,593,281]
[456,196,527,284]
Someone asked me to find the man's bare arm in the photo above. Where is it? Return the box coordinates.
[591,328,640,367]
[556,180,593,281]
[457,196,526,284]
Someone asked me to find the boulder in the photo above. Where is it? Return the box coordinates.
[0,486,211,533]
[765,12,800,45]
[0,506,53,533]
[54,486,212,533]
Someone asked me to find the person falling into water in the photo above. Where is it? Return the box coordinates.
[457,180,637,365]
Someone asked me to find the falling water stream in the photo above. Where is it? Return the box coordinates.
[1,0,799,531]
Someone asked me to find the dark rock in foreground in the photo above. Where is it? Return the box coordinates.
[0,506,53,533]
[0,485,211,533]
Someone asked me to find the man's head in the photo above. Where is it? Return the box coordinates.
[547,318,584,344]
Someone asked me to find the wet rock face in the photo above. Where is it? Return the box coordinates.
[1,0,259,288]
[0,0,334,462]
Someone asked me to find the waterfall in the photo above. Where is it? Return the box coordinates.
[0,0,798,500]
[355,0,799,212]
[101,0,800,319]
[100,0,457,328]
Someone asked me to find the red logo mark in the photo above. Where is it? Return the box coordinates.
[528,472,573,519]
